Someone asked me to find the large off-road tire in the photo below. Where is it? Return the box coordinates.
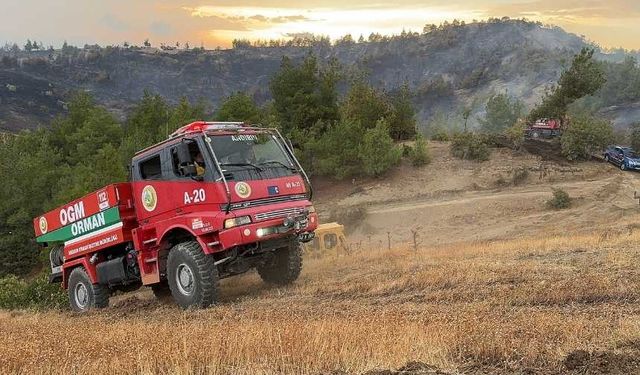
[604,154,609,162]
[621,163,627,171]
[257,243,302,285]
[67,267,109,313]
[167,241,219,309]
[151,282,172,302]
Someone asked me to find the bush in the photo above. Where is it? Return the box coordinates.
[561,114,614,161]
[629,123,640,152]
[0,275,27,309]
[430,129,450,141]
[547,188,571,209]
[479,94,524,134]
[358,119,402,177]
[511,167,529,186]
[410,135,431,166]
[0,273,67,310]
[309,118,401,179]
[307,119,363,179]
[402,144,414,157]
[504,119,527,150]
[450,132,490,161]
[478,133,505,148]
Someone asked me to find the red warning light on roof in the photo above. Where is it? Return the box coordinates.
[170,121,246,137]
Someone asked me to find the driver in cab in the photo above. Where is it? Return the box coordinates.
[194,152,205,176]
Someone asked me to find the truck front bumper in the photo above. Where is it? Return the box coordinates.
[216,212,318,251]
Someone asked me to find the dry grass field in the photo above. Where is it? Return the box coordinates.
[3,229,640,374]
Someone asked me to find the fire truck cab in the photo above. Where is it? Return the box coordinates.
[34,122,318,311]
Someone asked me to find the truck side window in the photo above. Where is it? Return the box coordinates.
[171,141,205,178]
[139,155,162,180]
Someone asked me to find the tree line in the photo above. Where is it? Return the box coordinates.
[0,53,426,277]
[0,46,633,278]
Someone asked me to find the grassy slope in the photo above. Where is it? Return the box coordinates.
[2,231,640,374]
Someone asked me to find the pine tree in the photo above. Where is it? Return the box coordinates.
[217,92,262,123]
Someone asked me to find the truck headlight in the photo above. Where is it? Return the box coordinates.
[224,216,252,229]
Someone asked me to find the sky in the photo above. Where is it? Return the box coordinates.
[2,0,639,50]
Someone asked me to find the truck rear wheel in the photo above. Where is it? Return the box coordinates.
[167,241,219,309]
[257,243,302,285]
[68,267,109,313]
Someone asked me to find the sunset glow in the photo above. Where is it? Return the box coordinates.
[1,0,639,50]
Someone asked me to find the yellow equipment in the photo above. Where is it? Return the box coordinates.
[304,222,348,255]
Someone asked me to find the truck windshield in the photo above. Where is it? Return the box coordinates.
[208,133,297,181]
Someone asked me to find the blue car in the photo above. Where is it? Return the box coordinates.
[604,146,640,171]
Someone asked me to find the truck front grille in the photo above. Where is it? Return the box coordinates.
[223,194,307,211]
[255,207,305,221]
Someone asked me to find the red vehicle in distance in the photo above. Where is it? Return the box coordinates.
[33,121,318,311]
[524,118,563,139]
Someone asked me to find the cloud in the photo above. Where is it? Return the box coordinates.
[489,0,640,21]
[101,14,130,32]
[2,0,640,49]
[248,14,312,23]
[149,21,174,37]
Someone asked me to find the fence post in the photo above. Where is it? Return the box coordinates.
[410,226,422,251]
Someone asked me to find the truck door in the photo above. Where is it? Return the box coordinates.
[131,151,175,222]
[166,139,219,215]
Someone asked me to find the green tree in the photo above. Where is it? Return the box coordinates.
[560,114,613,160]
[505,119,527,150]
[358,119,402,177]
[270,54,340,140]
[306,119,364,179]
[450,132,490,161]
[216,92,262,123]
[0,93,127,276]
[388,84,417,140]
[410,134,431,166]
[480,94,524,134]
[629,123,640,151]
[529,48,606,121]
[169,97,207,135]
[341,80,391,129]
[0,130,62,276]
[121,92,205,163]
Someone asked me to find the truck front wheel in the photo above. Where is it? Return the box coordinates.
[68,267,109,313]
[257,243,302,285]
[167,241,219,309]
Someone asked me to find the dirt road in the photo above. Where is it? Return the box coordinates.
[315,142,640,247]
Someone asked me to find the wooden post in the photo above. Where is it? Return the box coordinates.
[410,226,422,251]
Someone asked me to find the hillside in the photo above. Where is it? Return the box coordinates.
[4,143,640,374]
[1,19,626,132]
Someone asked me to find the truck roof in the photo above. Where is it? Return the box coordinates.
[133,121,274,159]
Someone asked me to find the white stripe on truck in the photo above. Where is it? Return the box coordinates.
[64,222,123,246]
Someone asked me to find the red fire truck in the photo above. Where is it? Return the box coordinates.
[524,118,563,139]
[33,122,318,312]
